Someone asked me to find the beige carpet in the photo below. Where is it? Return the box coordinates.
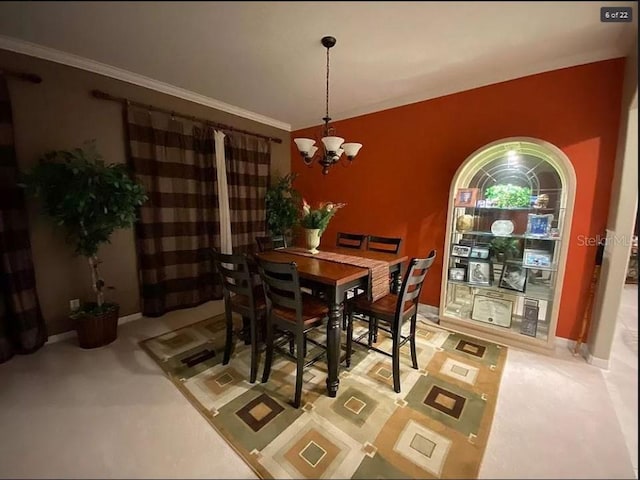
[140,314,506,479]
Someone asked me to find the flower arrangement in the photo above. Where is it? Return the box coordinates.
[300,200,346,234]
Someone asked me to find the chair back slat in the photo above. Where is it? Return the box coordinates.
[211,249,256,308]
[256,235,287,252]
[367,235,402,254]
[257,258,304,324]
[337,232,366,250]
[394,250,437,325]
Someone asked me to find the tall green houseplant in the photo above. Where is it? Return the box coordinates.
[265,173,301,241]
[22,143,147,347]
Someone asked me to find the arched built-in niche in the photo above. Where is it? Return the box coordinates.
[439,137,576,353]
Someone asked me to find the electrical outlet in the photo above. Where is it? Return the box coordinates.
[69,299,80,311]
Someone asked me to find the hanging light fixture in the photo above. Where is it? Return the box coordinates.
[294,36,362,175]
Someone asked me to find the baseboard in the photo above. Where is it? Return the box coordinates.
[417,303,439,322]
[586,352,610,370]
[46,312,143,345]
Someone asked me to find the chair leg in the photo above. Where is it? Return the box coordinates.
[303,333,307,357]
[372,317,379,343]
[289,335,295,356]
[293,332,305,408]
[410,314,419,370]
[261,317,274,383]
[346,309,354,368]
[223,308,233,365]
[367,315,374,348]
[249,316,258,383]
[392,331,401,394]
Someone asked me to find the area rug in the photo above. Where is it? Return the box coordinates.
[140,314,507,479]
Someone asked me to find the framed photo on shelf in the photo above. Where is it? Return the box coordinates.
[468,259,493,285]
[454,188,479,208]
[526,213,553,237]
[523,249,553,268]
[449,267,466,282]
[527,268,552,286]
[470,246,490,259]
[520,298,539,337]
[471,294,514,327]
[451,244,472,258]
[499,261,528,292]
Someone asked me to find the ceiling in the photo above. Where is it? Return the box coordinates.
[0,1,636,130]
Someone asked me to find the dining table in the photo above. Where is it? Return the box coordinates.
[254,245,408,398]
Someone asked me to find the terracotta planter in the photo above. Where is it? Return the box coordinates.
[75,303,119,349]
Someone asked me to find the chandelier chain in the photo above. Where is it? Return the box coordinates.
[325,45,330,130]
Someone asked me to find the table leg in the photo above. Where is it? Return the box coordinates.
[326,300,342,397]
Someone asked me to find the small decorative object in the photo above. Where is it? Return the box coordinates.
[476,199,486,208]
[521,298,539,337]
[300,199,345,254]
[484,198,495,207]
[471,294,514,327]
[470,246,490,259]
[534,194,549,209]
[454,188,479,207]
[484,184,532,208]
[528,268,552,286]
[526,213,553,237]
[550,227,560,238]
[449,267,466,281]
[455,214,474,232]
[499,261,528,292]
[451,244,471,258]
[529,195,538,208]
[468,260,493,285]
[490,219,515,236]
[490,237,521,263]
[523,249,553,268]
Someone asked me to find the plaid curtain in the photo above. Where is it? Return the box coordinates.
[225,134,270,253]
[0,76,46,363]
[126,107,222,317]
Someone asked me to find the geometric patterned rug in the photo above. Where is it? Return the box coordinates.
[140,314,507,479]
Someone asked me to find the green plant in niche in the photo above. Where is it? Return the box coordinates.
[490,237,521,260]
[484,184,531,208]
[21,142,147,315]
[265,173,301,238]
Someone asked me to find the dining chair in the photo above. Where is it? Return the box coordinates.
[255,235,287,252]
[212,250,266,384]
[345,250,437,393]
[366,235,403,254]
[336,232,366,250]
[257,258,329,408]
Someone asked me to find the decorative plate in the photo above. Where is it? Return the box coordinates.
[491,219,514,236]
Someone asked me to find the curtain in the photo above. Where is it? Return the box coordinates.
[126,107,222,317]
[0,75,46,363]
[224,134,271,253]
[214,131,232,254]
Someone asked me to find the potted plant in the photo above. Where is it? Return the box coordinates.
[265,173,301,245]
[484,184,532,208]
[22,143,147,349]
[300,200,345,253]
[490,237,521,263]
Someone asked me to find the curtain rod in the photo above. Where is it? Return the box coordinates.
[91,89,283,144]
[0,68,42,84]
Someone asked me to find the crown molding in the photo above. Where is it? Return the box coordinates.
[0,34,291,132]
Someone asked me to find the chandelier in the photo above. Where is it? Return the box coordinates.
[293,36,362,175]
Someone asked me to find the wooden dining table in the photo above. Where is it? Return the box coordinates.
[255,246,408,398]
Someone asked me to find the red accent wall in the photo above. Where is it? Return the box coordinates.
[291,59,626,340]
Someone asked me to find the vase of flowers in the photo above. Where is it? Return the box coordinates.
[300,200,345,254]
